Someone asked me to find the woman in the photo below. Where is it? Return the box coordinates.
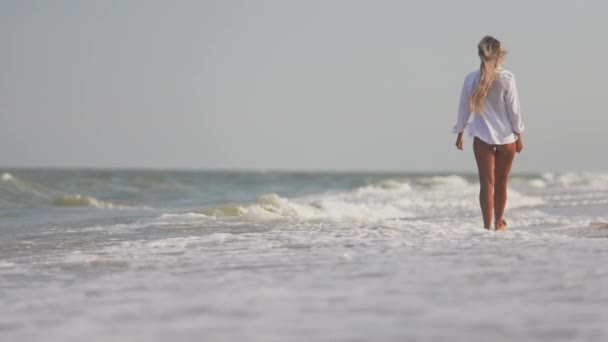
[453,36,525,231]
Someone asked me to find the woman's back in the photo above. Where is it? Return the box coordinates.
[455,68,524,145]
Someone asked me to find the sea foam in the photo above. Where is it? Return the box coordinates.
[189,178,544,222]
[52,194,122,209]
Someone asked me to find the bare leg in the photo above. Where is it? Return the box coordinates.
[494,142,516,230]
[473,137,495,230]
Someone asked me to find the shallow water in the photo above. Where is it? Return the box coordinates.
[1,169,607,341]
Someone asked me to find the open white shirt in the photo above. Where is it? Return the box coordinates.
[453,68,525,145]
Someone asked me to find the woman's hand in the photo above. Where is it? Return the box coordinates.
[515,133,524,153]
[455,132,464,150]
[515,139,524,153]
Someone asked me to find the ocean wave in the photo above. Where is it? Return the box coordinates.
[198,193,323,220]
[512,172,608,189]
[196,191,415,221]
[415,175,471,188]
[52,194,126,209]
[541,172,608,188]
[190,178,544,222]
[1,172,130,209]
[0,172,60,197]
[1,172,14,181]
[127,175,192,193]
[356,180,413,196]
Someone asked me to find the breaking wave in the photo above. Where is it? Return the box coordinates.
[192,176,545,222]
[512,172,608,189]
[1,172,128,209]
[0,172,60,197]
[52,194,124,209]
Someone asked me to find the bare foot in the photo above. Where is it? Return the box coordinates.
[495,219,507,231]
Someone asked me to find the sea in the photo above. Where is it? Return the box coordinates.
[1,168,607,341]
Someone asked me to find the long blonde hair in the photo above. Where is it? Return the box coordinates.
[469,36,507,114]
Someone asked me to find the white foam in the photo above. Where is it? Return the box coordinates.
[528,178,547,188]
[188,176,545,223]
[221,192,415,221]
[365,179,413,192]
[1,172,14,181]
[52,194,125,209]
[159,212,208,220]
[541,172,608,188]
[417,175,471,188]
[0,261,15,268]
[63,252,101,264]
[506,190,547,208]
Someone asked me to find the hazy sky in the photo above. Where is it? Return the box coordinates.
[1,0,606,172]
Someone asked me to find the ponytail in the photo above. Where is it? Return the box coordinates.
[468,36,506,114]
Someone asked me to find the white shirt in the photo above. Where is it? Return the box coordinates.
[453,68,525,145]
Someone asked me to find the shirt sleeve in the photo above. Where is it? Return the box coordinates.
[453,77,472,134]
[505,74,525,133]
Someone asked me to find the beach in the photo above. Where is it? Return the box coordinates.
[1,169,607,341]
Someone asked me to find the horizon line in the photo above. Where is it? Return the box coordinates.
[0,164,594,176]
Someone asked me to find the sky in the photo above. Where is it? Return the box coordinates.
[1,0,607,172]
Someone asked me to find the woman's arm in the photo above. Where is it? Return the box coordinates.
[505,74,525,134]
[453,77,473,136]
[453,77,472,150]
[455,132,465,150]
[514,132,524,153]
